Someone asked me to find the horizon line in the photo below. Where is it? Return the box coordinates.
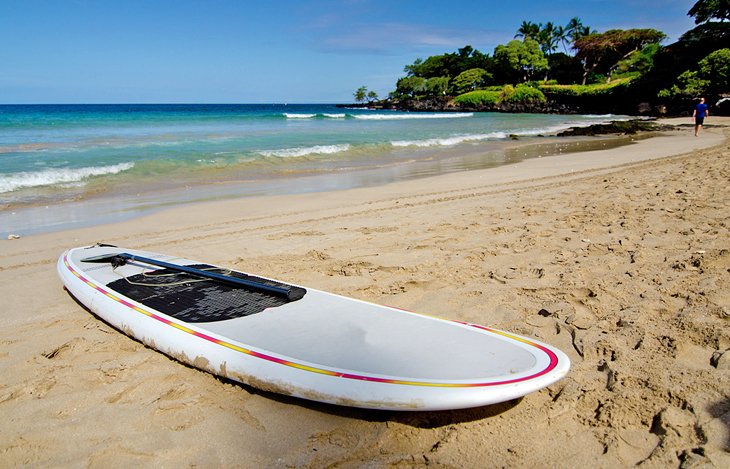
[0,102,350,106]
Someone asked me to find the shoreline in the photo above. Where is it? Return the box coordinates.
[0,119,716,239]
[0,119,728,467]
[0,135,624,238]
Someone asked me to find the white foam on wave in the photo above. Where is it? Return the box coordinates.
[0,162,135,193]
[513,125,575,136]
[284,113,350,119]
[283,111,474,121]
[283,113,317,119]
[392,132,507,147]
[389,117,628,148]
[509,118,628,137]
[353,112,474,120]
[518,117,628,136]
[258,144,351,158]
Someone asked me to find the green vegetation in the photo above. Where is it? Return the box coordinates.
[688,0,730,23]
[503,84,546,103]
[493,39,548,83]
[573,29,666,84]
[613,43,661,77]
[354,1,728,115]
[453,84,545,107]
[353,86,378,104]
[540,77,636,97]
[453,90,501,107]
[659,48,730,98]
[403,45,490,80]
[451,68,491,94]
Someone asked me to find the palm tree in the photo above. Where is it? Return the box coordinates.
[565,17,584,46]
[566,17,583,36]
[535,22,560,81]
[576,25,596,41]
[515,21,541,41]
[565,18,596,50]
[554,25,569,54]
[538,22,559,55]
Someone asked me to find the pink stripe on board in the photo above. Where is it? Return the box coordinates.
[64,253,560,387]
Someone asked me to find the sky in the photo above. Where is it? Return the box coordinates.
[0,0,698,104]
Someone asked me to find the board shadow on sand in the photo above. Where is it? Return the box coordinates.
[236,379,522,428]
[63,285,523,428]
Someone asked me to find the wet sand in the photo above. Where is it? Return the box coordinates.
[1,118,728,467]
[0,132,651,238]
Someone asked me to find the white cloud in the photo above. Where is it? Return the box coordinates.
[315,22,502,55]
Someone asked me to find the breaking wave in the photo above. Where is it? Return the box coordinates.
[392,132,508,147]
[352,112,474,120]
[282,112,474,120]
[0,162,135,193]
[257,144,351,158]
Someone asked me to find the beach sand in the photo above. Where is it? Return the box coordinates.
[1,119,728,467]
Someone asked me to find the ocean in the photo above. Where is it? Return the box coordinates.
[0,104,631,236]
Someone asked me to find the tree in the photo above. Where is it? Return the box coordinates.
[547,52,584,83]
[404,55,449,78]
[573,29,666,84]
[667,47,730,97]
[367,90,379,102]
[403,58,423,77]
[403,46,490,79]
[536,22,562,80]
[513,18,593,81]
[699,48,730,89]
[493,39,548,83]
[394,76,426,99]
[450,68,490,94]
[565,18,596,48]
[537,22,559,55]
[613,43,662,76]
[566,17,583,40]
[452,46,491,75]
[354,86,368,103]
[688,0,730,24]
[425,77,450,97]
[658,70,710,98]
[679,21,730,43]
[554,25,570,54]
[515,21,540,40]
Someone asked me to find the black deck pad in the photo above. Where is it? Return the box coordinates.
[106,264,306,323]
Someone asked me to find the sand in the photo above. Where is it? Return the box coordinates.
[1,119,729,467]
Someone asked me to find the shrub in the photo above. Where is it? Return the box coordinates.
[539,77,635,97]
[503,84,546,103]
[657,48,729,98]
[499,85,515,101]
[450,68,491,95]
[455,84,546,106]
[453,90,501,106]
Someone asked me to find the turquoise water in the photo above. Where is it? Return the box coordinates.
[0,104,629,235]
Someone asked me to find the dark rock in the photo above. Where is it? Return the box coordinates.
[556,120,674,137]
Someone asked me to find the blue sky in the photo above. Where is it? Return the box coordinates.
[0,0,697,103]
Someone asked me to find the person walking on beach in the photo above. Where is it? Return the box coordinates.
[693,97,709,136]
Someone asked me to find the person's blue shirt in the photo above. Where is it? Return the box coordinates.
[696,102,708,118]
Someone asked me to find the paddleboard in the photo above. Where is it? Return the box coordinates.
[58,244,570,411]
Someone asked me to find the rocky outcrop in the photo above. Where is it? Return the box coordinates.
[556,119,675,136]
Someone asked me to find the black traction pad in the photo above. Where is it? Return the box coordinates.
[106,264,306,323]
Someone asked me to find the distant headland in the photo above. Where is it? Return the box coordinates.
[344,6,729,117]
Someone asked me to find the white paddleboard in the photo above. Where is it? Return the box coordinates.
[58,244,570,411]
